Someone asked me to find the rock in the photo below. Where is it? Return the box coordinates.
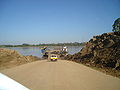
[103,39,115,48]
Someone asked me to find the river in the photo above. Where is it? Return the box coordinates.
[4,46,83,57]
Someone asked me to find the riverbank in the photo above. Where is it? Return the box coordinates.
[0,48,41,70]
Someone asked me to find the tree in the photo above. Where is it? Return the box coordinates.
[112,18,120,32]
[22,43,30,46]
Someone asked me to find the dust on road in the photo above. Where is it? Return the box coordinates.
[1,60,120,90]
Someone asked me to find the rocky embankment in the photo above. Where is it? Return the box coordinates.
[65,32,120,78]
[0,48,40,70]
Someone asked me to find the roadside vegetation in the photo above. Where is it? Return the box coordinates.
[112,18,120,32]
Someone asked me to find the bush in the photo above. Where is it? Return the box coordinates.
[112,18,120,32]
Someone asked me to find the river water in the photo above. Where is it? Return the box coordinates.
[4,46,83,57]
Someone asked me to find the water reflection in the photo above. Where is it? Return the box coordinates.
[5,46,83,57]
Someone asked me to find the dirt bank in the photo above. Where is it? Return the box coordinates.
[65,32,120,78]
[0,48,40,70]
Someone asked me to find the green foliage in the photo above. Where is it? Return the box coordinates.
[22,43,30,46]
[112,18,120,32]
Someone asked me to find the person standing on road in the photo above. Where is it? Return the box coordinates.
[63,46,67,52]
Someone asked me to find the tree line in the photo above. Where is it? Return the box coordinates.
[0,42,86,47]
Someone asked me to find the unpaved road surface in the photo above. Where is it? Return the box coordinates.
[1,60,120,90]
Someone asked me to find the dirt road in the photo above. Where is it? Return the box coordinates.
[1,60,120,90]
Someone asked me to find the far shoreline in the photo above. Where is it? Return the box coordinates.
[0,42,86,48]
[0,45,85,48]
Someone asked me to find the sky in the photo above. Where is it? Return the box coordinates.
[0,0,120,45]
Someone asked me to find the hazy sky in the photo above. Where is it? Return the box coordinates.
[0,0,120,45]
